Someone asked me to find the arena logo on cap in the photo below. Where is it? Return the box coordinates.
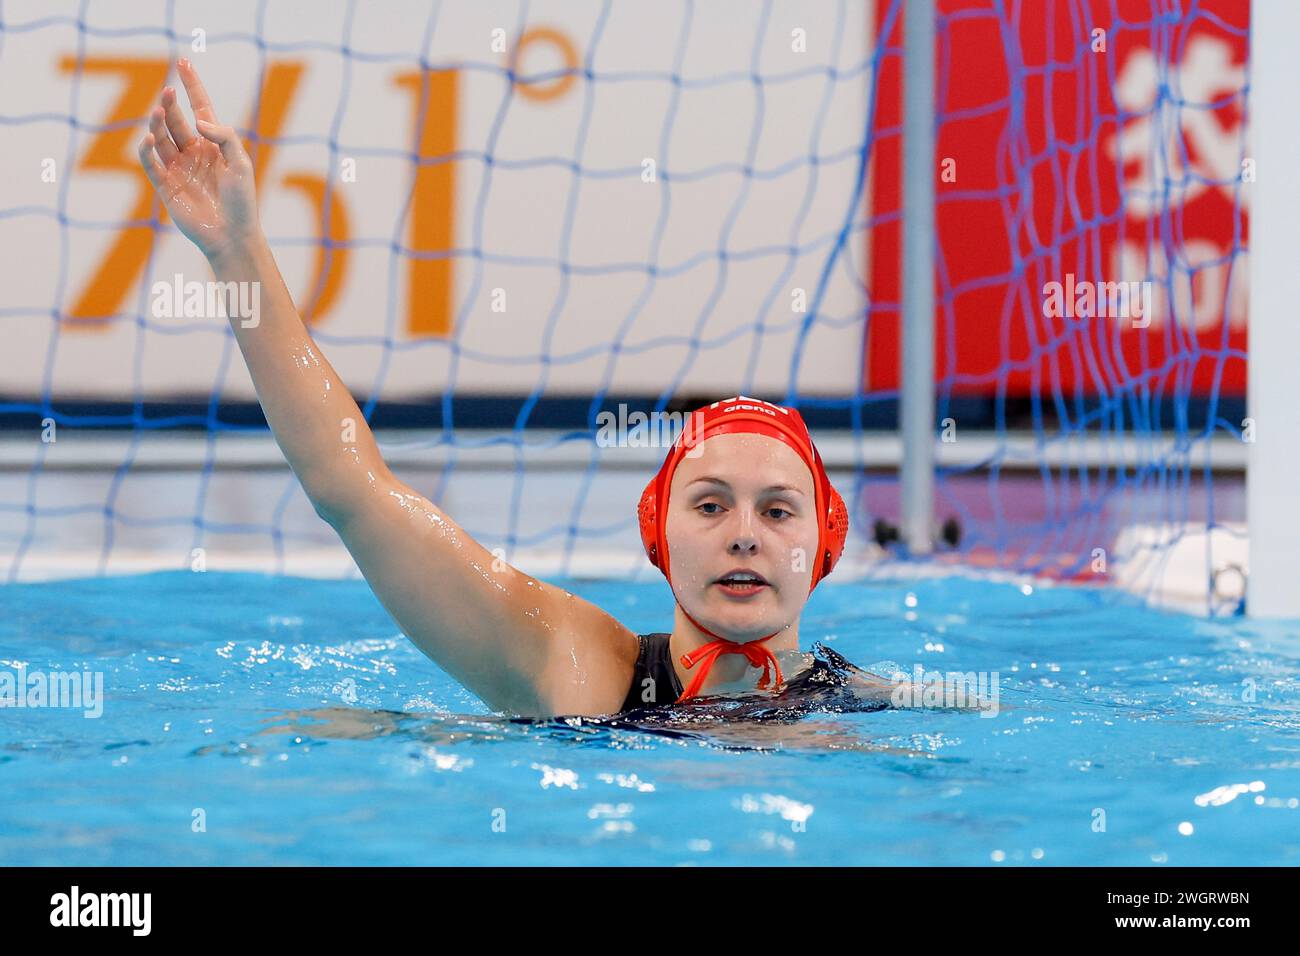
[713,395,789,417]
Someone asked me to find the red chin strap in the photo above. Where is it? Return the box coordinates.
[674,602,785,701]
[637,395,849,702]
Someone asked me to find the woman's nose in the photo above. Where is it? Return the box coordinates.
[727,509,760,551]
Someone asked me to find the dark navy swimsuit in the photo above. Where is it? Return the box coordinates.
[620,632,682,712]
[615,632,888,721]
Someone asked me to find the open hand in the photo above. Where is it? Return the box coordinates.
[137,57,261,262]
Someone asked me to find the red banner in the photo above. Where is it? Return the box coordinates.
[867,0,1249,397]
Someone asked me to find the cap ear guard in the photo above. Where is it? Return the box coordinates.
[820,483,849,581]
[638,479,661,569]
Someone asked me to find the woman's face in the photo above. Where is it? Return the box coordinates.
[664,432,818,642]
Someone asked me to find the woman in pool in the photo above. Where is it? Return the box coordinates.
[138,59,874,720]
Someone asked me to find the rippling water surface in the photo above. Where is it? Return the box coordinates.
[2,570,1298,865]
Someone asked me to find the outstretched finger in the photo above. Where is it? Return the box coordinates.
[138,134,165,188]
[161,86,197,150]
[149,107,179,164]
[177,57,218,125]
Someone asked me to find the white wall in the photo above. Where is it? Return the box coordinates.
[0,0,870,400]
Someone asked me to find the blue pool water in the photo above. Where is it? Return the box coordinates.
[2,570,1299,866]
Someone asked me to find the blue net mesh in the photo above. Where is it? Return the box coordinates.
[0,0,1249,613]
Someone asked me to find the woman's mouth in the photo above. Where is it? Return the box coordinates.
[715,572,769,598]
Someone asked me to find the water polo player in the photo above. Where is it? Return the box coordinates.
[137,58,863,718]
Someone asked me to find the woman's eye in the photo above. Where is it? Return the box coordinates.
[697,503,792,518]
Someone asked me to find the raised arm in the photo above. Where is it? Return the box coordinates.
[137,60,381,523]
[138,58,637,717]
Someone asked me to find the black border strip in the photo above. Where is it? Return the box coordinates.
[0,865,1281,938]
